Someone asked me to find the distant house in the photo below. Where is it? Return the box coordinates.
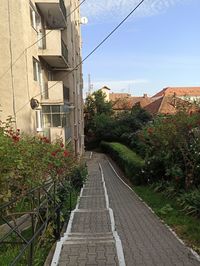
[144,95,197,115]
[99,86,200,115]
[100,86,111,102]
[110,93,154,112]
[145,86,200,115]
[152,87,200,102]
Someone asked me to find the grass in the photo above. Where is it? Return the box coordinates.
[134,185,200,255]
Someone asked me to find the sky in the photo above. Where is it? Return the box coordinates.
[80,0,200,97]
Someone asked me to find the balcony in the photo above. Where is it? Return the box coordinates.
[41,81,69,104]
[35,0,67,29]
[38,30,69,68]
[43,81,64,103]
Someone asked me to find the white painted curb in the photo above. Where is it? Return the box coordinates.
[99,163,126,266]
[107,160,200,263]
[50,185,85,266]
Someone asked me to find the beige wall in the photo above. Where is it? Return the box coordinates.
[0,0,84,155]
[0,0,40,132]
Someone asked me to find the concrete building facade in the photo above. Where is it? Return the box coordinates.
[0,0,84,155]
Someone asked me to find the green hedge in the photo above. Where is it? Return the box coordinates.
[101,141,145,185]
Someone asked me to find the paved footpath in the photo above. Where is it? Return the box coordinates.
[52,152,200,266]
[52,152,123,266]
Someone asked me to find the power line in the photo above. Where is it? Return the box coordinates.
[0,0,86,81]
[16,0,145,115]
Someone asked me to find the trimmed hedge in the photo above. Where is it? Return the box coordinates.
[101,141,145,185]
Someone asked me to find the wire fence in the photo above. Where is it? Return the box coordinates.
[0,176,82,265]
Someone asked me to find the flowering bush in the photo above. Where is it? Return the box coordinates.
[136,111,200,189]
[0,118,75,204]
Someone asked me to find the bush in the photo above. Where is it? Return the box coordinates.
[135,112,200,189]
[178,189,200,217]
[101,141,145,185]
[70,162,88,189]
[0,118,76,204]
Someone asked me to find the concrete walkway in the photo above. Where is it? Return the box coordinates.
[52,152,200,266]
[52,152,124,266]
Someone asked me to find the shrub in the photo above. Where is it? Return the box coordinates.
[135,112,200,189]
[0,119,76,204]
[178,189,200,217]
[101,141,145,184]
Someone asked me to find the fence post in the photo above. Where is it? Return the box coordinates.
[56,207,61,240]
[28,213,34,266]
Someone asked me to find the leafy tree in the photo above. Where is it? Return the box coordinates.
[84,90,113,145]
[84,91,152,148]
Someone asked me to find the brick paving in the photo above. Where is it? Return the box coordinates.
[97,153,200,266]
[56,152,200,266]
[57,152,120,266]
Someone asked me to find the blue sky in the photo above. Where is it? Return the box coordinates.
[81,0,200,97]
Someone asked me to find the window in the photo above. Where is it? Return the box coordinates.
[33,58,41,82]
[42,105,70,128]
[33,58,45,97]
[30,5,41,31]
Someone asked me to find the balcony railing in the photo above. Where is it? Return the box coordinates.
[61,40,68,63]
[35,0,67,29]
[60,0,67,19]
[38,31,69,68]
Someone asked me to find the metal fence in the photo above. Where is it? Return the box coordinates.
[0,178,81,265]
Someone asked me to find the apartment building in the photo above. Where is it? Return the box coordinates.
[0,0,84,155]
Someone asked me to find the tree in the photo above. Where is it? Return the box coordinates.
[84,90,114,148]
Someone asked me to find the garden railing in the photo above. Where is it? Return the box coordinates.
[0,177,80,265]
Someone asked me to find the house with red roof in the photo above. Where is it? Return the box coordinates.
[100,86,200,115]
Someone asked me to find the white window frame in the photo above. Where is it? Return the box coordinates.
[30,4,41,32]
[33,58,45,96]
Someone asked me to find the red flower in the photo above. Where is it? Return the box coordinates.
[51,151,57,157]
[60,143,64,148]
[12,135,20,143]
[63,150,69,157]
[42,137,50,143]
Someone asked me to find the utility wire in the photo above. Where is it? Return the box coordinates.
[15,0,145,115]
[0,0,86,81]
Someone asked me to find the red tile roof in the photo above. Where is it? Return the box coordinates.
[111,96,154,110]
[153,87,200,98]
[109,93,131,102]
[144,95,198,115]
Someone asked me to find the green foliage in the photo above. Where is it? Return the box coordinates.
[158,204,174,216]
[84,90,114,148]
[70,162,88,189]
[178,189,200,217]
[0,119,75,204]
[101,141,145,184]
[134,185,200,254]
[84,93,152,149]
[135,111,200,189]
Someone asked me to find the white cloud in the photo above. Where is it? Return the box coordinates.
[88,79,149,92]
[81,0,189,23]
